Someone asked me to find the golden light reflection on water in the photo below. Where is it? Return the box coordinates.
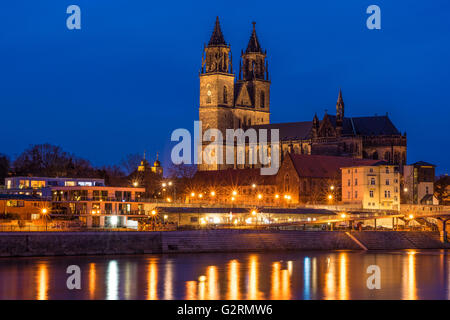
[164,262,173,300]
[4,250,448,300]
[227,259,240,300]
[186,281,197,300]
[402,251,417,300]
[338,253,349,300]
[324,257,335,300]
[36,263,48,300]
[247,255,259,300]
[207,266,219,300]
[147,257,158,300]
[89,263,96,299]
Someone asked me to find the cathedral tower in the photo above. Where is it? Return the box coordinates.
[235,22,271,127]
[199,17,235,136]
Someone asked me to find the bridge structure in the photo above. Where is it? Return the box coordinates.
[147,202,450,241]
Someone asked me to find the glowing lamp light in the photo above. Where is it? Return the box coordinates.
[404,188,408,192]
[341,213,347,219]
[190,192,195,197]
[162,183,167,187]
[110,216,118,227]
[275,194,279,199]
[133,181,138,187]
[257,194,263,200]
[168,181,173,186]
[330,185,335,190]
[232,190,237,196]
[252,184,256,188]
[166,197,171,202]
[408,214,414,219]
[328,194,333,200]
[233,219,238,225]
[41,208,48,214]
[251,210,257,216]
[231,197,235,201]
[198,275,207,282]
[307,217,311,221]
[164,215,168,220]
[210,191,215,196]
[151,210,156,216]
[200,218,206,225]
[198,194,203,198]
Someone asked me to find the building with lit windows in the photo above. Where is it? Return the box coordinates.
[341,163,400,211]
[403,161,437,205]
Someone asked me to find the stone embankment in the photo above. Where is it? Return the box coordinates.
[0,230,447,257]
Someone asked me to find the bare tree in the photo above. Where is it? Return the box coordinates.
[120,153,142,175]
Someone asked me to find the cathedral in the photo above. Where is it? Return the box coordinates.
[198,17,407,172]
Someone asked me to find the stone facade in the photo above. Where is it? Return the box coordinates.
[198,18,407,172]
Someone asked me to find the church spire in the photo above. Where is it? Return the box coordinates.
[208,16,226,46]
[336,88,344,119]
[245,22,262,53]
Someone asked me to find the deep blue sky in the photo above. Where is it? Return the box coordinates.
[0,1,449,174]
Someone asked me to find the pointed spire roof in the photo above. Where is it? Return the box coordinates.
[208,16,226,46]
[245,22,262,53]
[337,88,344,104]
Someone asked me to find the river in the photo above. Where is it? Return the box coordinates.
[0,250,449,300]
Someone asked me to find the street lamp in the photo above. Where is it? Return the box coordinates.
[133,181,138,187]
[41,208,49,231]
[210,191,215,197]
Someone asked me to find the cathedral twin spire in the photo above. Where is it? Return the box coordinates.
[205,17,268,81]
[208,16,227,47]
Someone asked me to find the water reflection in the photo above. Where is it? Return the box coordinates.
[0,250,449,300]
[106,260,119,300]
[36,263,48,300]
[403,251,417,300]
[147,257,158,300]
[89,263,96,299]
[227,260,240,300]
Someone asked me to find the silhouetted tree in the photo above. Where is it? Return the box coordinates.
[0,154,10,184]
[13,143,97,178]
[120,153,142,175]
[435,175,450,205]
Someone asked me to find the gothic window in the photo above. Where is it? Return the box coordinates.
[394,152,400,164]
[373,152,379,160]
[284,174,290,192]
[260,91,265,108]
[384,151,390,161]
[223,86,228,104]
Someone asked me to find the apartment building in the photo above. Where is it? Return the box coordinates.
[342,164,400,211]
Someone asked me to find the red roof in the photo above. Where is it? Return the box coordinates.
[288,154,385,179]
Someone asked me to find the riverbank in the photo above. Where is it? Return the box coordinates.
[0,230,448,257]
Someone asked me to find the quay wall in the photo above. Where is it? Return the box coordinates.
[0,230,447,257]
